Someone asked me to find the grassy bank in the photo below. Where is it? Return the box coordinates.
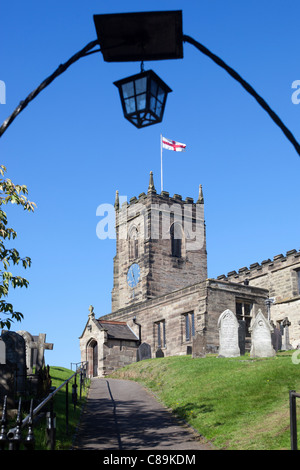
[110,352,300,450]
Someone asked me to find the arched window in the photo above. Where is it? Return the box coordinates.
[128,226,139,260]
[170,222,182,258]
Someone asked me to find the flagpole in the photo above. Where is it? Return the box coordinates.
[160,134,163,192]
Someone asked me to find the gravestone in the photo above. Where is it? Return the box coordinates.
[281,317,293,350]
[17,331,54,374]
[217,309,240,357]
[270,321,282,352]
[249,310,276,358]
[18,332,53,373]
[137,342,151,361]
[238,320,246,355]
[0,331,27,402]
[0,338,5,364]
[17,330,35,374]
[155,348,164,358]
[34,333,54,372]
[192,332,206,358]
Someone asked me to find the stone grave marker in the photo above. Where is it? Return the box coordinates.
[192,332,206,358]
[17,330,35,374]
[17,331,54,373]
[0,338,5,364]
[137,342,151,361]
[249,310,276,358]
[35,333,54,372]
[270,321,282,352]
[155,348,164,358]
[282,317,293,350]
[217,309,240,357]
[238,320,246,355]
[0,331,27,398]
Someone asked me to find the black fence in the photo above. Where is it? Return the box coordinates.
[0,362,88,450]
[290,390,300,450]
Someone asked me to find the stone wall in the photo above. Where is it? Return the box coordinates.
[102,339,138,376]
[205,279,269,351]
[100,279,269,362]
[217,248,300,347]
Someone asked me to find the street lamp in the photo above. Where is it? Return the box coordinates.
[113,69,172,128]
[1,9,300,158]
[93,11,181,129]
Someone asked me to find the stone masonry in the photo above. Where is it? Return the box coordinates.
[217,249,300,347]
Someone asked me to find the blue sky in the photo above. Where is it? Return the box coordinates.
[1,1,300,368]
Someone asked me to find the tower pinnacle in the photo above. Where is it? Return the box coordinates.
[148,171,156,194]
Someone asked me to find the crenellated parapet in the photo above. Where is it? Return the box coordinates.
[217,249,300,295]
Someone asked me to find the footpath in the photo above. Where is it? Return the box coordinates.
[73,377,214,452]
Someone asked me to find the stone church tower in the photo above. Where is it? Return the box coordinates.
[80,170,300,377]
[111,172,207,311]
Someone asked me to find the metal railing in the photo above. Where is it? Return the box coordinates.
[0,362,88,450]
[290,390,300,450]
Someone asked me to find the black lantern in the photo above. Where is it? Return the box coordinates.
[113,69,172,128]
[93,11,181,128]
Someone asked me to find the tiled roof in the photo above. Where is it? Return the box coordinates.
[98,320,139,341]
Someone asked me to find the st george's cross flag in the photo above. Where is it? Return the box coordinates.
[161,136,186,152]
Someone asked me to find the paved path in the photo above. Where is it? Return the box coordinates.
[73,377,213,451]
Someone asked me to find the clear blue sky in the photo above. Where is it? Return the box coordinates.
[1,1,299,368]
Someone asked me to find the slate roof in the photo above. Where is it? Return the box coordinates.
[98,320,139,341]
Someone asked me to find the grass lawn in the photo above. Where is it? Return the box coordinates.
[110,351,300,450]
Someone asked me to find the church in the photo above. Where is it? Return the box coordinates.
[79,172,300,377]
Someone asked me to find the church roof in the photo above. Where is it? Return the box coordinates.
[98,320,139,341]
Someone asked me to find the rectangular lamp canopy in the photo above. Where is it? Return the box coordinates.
[93,10,183,62]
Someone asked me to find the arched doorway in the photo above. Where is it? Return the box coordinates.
[87,339,98,377]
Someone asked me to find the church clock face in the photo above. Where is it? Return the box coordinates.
[127,263,140,288]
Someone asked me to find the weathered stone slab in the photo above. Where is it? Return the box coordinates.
[155,348,164,358]
[137,342,151,361]
[249,310,276,358]
[0,331,27,401]
[192,332,206,358]
[0,338,5,364]
[217,309,240,357]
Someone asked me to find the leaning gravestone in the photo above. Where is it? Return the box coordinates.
[217,309,240,357]
[192,332,206,358]
[137,342,151,361]
[249,310,276,358]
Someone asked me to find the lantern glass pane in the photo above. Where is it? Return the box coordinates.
[122,82,134,99]
[124,97,136,114]
[136,93,146,111]
[157,86,165,103]
[150,96,157,114]
[135,77,147,94]
[156,100,163,117]
[151,80,158,97]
